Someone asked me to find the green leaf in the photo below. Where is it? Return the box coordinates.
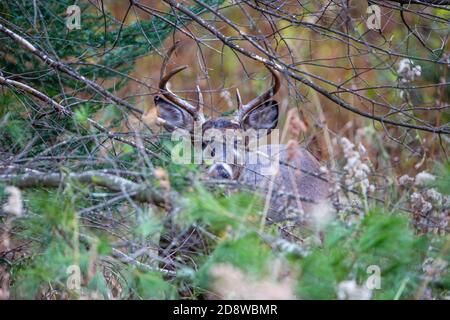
[130,270,177,299]
[181,186,263,232]
[195,233,272,290]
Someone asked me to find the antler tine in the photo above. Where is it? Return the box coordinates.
[158,41,203,120]
[236,88,242,108]
[159,65,199,116]
[160,40,180,81]
[196,85,205,123]
[235,65,281,123]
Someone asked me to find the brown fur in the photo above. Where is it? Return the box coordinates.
[239,145,329,223]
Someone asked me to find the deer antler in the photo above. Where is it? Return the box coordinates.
[234,65,280,123]
[158,42,205,123]
[196,85,206,123]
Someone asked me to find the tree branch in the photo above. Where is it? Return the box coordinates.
[0,22,143,117]
[0,76,70,115]
[162,0,450,135]
[0,171,166,206]
[387,0,450,5]
[0,75,161,159]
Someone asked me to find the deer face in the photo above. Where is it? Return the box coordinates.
[155,62,280,180]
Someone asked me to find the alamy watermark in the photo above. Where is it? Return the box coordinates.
[169,125,281,176]
[366,265,381,290]
[66,264,81,293]
[366,5,381,30]
[66,5,81,30]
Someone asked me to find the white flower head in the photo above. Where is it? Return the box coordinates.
[311,201,334,232]
[340,137,373,195]
[397,59,422,83]
[398,174,414,188]
[340,137,355,154]
[411,192,433,214]
[415,171,436,186]
[425,188,443,206]
[2,186,23,217]
[337,280,372,300]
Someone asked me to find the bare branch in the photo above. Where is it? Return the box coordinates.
[161,0,450,135]
[0,22,144,117]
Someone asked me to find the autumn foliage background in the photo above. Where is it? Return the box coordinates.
[0,0,449,299]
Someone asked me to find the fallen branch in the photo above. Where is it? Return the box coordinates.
[111,248,177,277]
[0,171,166,207]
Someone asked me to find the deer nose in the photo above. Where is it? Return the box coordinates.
[218,166,231,179]
[208,163,233,179]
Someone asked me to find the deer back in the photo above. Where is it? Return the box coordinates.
[239,144,330,222]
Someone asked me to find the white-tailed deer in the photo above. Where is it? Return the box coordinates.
[155,55,329,223]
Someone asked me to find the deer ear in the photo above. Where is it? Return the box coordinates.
[242,100,279,132]
[155,96,194,132]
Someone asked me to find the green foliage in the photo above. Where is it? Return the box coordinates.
[180,186,263,232]
[134,213,163,239]
[3,174,449,299]
[296,211,430,299]
[1,118,32,150]
[0,0,225,88]
[433,164,450,195]
[195,233,273,289]
[127,270,178,300]
[7,189,173,299]
[1,0,448,301]
[11,191,82,298]
[0,0,226,158]
[73,105,90,125]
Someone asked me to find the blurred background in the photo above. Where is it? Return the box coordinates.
[0,0,449,300]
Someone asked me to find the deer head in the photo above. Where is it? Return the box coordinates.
[155,50,281,180]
